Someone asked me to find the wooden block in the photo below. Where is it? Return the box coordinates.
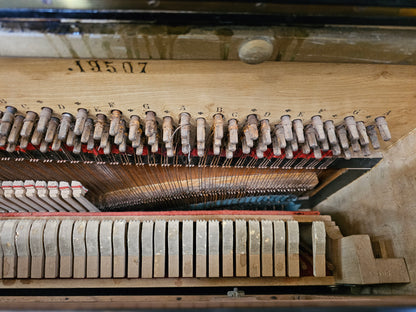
[127,220,140,278]
[248,220,260,277]
[208,220,219,278]
[375,258,410,284]
[44,220,60,278]
[99,220,113,278]
[1,219,18,278]
[72,220,87,279]
[58,219,74,278]
[182,220,193,278]
[261,220,273,277]
[273,220,286,277]
[153,220,166,278]
[15,219,32,278]
[287,221,300,277]
[86,220,100,278]
[168,220,179,277]
[312,221,326,277]
[141,221,154,279]
[222,220,234,277]
[113,220,126,278]
[29,219,46,278]
[195,220,207,278]
[235,220,247,277]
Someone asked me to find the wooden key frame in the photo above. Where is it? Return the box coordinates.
[0,58,415,152]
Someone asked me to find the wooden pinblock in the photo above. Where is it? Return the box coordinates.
[287,220,300,277]
[222,220,234,277]
[15,219,32,278]
[208,220,220,277]
[312,221,326,277]
[58,219,74,278]
[273,220,286,277]
[168,220,179,277]
[235,220,247,277]
[248,220,261,277]
[99,220,113,278]
[86,220,100,278]
[127,220,140,278]
[182,220,193,278]
[153,220,166,278]
[1,219,18,278]
[113,220,126,278]
[141,221,154,278]
[196,220,207,278]
[44,220,60,278]
[72,220,87,279]
[261,220,273,277]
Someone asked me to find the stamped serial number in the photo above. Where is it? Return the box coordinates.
[68,60,148,74]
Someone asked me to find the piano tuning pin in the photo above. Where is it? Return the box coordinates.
[242,136,250,154]
[366,125,380,149]
[324,120,338,145]
[7,115,24,145]
[58,113,73,141]
[226,149,234,159]
[213,144,220,156]
[73,108,88,136]
[80,118,94,144]
[128,115,140,142]
[73,136,82,154]
[285,144,293,159]
[350,139,361,153]
[292,119,305,144]
[313,146,322,159]
[272,136,282,156]
[66,127,76,147]
[320,137,330,152]
[331,143,341,156]
[109,109,122,137]
[375,116,391,141]
[260,119,272,146]
[36,107,52,134]
[228,119,239,145]
[0,106,17,137]
[256,147,264,159]
[119,133,127,153]
[335,125,349,150]
[162,116,173,143]
[166,147,174,158]
[244,114,258,146]
[312,115,326,142]
[99,125,110,149]
[39,139,49,153]
[6,142,16,153]
[344,116,359,142]
[31,127,43,146]
[196,118,206,157]
[19,136,29,150]
[131,132,142,148]
[343,147,352,160]
[227,141,237,152]
[291,130,298,152]
[0,135,6,147]
[104,141,111,155]
[51,133,61,151]
[144,111,156,138]
[361,144,371,156]
[275,125,286,149]
[180,112,191,154]
[301,140,311,155]
[356,121,370,146]
[20,111,37,139]
[213,113,224,141]
[136,142,144,156]
[148,132,156,146]
[87,130,95,151]
[44,117,60,143]
[93,114,106,140]
[281,115,293,142]
[305,125,318,149]
[114,119,126,145]
[151,139,159,153]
